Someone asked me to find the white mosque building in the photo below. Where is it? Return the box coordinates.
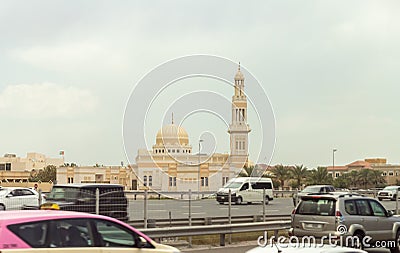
[133,65,251,192]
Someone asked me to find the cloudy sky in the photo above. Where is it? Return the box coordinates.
[1,1,399,168]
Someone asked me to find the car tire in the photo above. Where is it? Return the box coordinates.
[0,204,5,211]
[392,195,398,201]
[390,230,400,253]
[236,196,242,205]
[378,198,383,201]
[264,196,269,205]
[353,231,365,250]
[218,202,224,205]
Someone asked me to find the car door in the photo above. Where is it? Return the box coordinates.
[21,188,39,207]
[354,199,376,239]
[238,182,250,202]
[368,199,393,241]
[5,189,22,210]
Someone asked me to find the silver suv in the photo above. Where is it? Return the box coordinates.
[378,186,400,201]
[290,193,400,253]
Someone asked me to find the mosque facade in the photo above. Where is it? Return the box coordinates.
[133,65,251,192]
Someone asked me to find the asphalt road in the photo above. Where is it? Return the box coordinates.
[128,197,400,220]
[128,198,294,220]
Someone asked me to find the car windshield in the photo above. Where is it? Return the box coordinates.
[46,187,80,201]
[224,182,243,189]
[383,186,399,191]
[302,186,321,193]
[296,198,336,216]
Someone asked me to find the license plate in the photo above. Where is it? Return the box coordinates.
[305,223,323,229]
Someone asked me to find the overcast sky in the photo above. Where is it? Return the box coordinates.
[1,1,399,168]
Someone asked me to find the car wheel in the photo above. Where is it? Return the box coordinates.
[378,198,383,201]
[236,196,242,205]
[392,195,398,201]
[0,204,5,211]
[218,202,224,205]
[264,196,269,205]
[390,230,400,253]
[353,231,365,250]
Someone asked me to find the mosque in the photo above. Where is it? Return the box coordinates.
[133,65,251,192]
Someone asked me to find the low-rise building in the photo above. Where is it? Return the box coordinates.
[327,158,400,185]
[56,165,135,190]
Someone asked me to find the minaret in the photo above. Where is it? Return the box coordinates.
[228,63,251,169]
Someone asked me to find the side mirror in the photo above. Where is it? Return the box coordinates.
[387,210,394,217]
[5,193,13,198]
[137,236,148,248]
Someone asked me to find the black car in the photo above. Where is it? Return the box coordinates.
[43,184,128,222]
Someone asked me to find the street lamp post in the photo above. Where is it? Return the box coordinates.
[198,139,203,199]
[333,148,337,172]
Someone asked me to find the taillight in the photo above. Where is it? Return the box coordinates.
[336,210,342,217]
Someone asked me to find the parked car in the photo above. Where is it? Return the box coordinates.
[290,193,400,253]
[292,185,336,206]
[0,187,44,210]
[216,177,274,205]
[246,244,367,253]
[0,210,180,252]
[378,186,400,201]
[42,184,129,222]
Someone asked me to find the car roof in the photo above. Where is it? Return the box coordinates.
[301,192,365,200]
[304,185,334,187]
[0,210,102,222]
[53,183,124,189]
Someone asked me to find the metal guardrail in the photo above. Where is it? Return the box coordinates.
[141,220,291,246]
[128,214,291,228]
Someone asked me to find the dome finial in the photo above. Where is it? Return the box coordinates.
[238,62,241,71]
[171,112,174,124]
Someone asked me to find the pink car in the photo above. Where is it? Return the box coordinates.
[0,210,179,252]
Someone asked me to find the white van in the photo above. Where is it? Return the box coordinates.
[216,177,274,205]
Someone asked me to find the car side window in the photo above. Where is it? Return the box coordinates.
[93,219,151,248]
[21,189,35,196]
[369,200,386,217]
[49,219,93,247]
[8,221,48,248]
[344,200,357,215]
[240,183,249,191]
[355,199,372,216]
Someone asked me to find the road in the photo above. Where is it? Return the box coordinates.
[128,197,400,220]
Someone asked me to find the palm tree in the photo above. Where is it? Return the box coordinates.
[348,170,359,189]
[333,173,350,189]
[290,164,309,189]
[370,170,386,187]
[271,164,290,189]
[308,167,333,185]
[239,165,255,177]
[357,169,372,189]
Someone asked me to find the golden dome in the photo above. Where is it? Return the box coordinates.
[156,124,189,146]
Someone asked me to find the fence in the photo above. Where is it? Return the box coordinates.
[141,220,291,246]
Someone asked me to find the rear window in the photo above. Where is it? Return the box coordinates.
[296,198,336,216]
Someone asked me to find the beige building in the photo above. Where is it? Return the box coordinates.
[0,152,64,182]
[133,65,251,192]
[56,165,133,189]
[327,158,400,185]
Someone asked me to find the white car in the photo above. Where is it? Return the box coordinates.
[246,244,367,253]
[378,186,400,201]
[0,187,43,210]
